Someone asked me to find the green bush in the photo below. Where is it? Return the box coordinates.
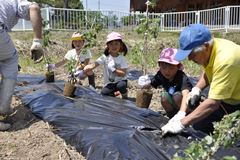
[174,110,240,160]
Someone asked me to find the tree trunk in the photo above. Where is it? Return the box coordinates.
[64,0,69,8]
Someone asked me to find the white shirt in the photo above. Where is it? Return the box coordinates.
[0,0,33,31]
[96,54,128,85]
[64,49,92,63]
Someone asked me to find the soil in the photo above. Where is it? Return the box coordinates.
[0,63,163,160]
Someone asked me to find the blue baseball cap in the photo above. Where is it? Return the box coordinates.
[175,24,212,61]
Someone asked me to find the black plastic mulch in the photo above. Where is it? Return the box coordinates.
[14,74,240,160]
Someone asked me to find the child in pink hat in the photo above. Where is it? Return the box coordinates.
[84,32,128,99]
[138,48,192,119]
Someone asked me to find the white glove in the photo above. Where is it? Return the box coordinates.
[138,75,151,88]
[108,59,116,72]
[186,87,201,105]
[31,38,43,62]
[161,120,185,135]
[46,64,55,70]
[169,111,186,123]
[31,39,43,50]
[74,70,84,79]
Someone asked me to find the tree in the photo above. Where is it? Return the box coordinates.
[64,0,69,8]
[29,0,83,9]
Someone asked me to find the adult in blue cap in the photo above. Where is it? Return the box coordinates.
[161,23,240,135]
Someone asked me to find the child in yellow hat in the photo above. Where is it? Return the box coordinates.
[47,31,95,87]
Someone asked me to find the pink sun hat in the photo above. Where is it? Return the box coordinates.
[158,48,184,69]
[106,32,122,43]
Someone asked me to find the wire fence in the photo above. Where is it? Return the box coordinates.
[12,5,240,33]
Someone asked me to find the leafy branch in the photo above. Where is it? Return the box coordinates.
[42,20,53,72]
[66,59,77,84]
[135,18,160,38]
[135,0,159,39]
[42,20,50,47]
[80,22,103,55]
[174,110,240,160]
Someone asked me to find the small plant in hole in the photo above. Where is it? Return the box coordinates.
[63,59,78,97]
[66,58,77,84]
[44,57,55,82]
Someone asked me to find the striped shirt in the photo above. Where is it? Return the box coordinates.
[0,0,32,31]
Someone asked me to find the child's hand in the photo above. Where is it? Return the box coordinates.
[83,64,92,72]
[77,64,85,70]
[138,75,151,88]
[74,70,84,79]
[108,60,116,72]
[46,63,55,70]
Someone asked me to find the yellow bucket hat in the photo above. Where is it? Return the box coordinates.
[71,31,84,41]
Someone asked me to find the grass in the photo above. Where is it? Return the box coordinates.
[11,30,240,77]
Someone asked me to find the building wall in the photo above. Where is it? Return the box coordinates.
[130,0,240,12]
[130,0,147,12]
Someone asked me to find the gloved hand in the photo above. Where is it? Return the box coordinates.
[138,75,151,88]
[74,70,84,79]
[161,120,185,135]
[31,38,43,63]
[108,59,116,72]
[169,111,186,123]
[45,63,55,70]
[187,87,201,109]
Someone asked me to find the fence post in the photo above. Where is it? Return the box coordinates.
[225,6,230,33]
[22,19,26,31]
[45,7,50,30]
[196,11,200,24]
[160,13,164,32]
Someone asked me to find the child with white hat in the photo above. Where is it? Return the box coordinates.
[84,32,128,99]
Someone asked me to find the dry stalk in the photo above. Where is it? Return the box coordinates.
[142,1,151,75]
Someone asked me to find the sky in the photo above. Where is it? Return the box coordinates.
[81,0,130,12]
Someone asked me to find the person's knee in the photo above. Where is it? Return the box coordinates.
[160,96,169,105]
[160,94,178,117]
[172,94,182,107]
[101,87,113,96]
[100,90,107,95]
[116,81,127,91]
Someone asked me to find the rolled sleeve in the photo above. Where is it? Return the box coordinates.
[17,0,33,20]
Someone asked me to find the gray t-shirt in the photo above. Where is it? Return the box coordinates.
[96,54,128,86]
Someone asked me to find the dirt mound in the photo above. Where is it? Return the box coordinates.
[0,96,85,159]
